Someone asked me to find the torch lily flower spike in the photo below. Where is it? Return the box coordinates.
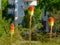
[28,5,34,16]
[48,17,54,26]
[10,23,14,36]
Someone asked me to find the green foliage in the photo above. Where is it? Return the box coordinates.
[33,6,41,23]
[0,17,12,37]
[2,0,8,10]
[38,0,60,11]
[22,9,29,28]
[0,0,13,37]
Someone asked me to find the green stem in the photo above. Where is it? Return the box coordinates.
[50,26,53,45]
[29,16,32,45]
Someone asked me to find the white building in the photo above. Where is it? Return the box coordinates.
[8,0,37,24]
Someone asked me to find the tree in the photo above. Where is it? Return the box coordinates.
[38,0,60,11]
[2,0,8,10]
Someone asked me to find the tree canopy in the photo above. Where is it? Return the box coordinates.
[38,0,60,11]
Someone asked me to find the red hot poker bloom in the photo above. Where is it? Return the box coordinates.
[48,17,54,26]
[48,17,54,23]
[28,5,34,11]
[10,23,14,30]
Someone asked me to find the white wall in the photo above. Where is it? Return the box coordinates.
[8,0,14,5]
[15,0,24,24]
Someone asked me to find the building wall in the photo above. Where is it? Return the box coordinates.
[8,0,14,5]
[15,0,24,24]
[8,0,25,24]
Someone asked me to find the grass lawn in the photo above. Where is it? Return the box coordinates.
[0,35,60,45]
[0,30,60,45]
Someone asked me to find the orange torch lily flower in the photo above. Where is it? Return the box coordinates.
[48,17,54,26]
[10,23,14,30]
[28,5,34,16]
[28,5,34,11]
[10,23,14,36]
